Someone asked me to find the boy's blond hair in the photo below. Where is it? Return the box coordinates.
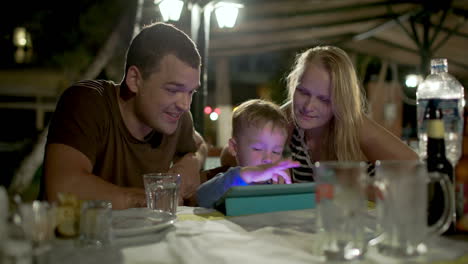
[232,99,288,139]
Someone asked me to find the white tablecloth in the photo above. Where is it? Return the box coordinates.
[50,206,468,264]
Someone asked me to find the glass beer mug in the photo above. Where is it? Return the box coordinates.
[373,160,454,257]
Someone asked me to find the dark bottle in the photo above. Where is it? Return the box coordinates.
[425,99,455,234]
[455,107,468,233]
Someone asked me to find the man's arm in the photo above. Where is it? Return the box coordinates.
[220,144,237,167]
[193,130,208,168]
[44,143,146,210]
[170,130,207,205]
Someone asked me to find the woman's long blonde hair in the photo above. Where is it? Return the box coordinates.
[286,46,367,161]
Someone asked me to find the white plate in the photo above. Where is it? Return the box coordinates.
[112,208,176,237]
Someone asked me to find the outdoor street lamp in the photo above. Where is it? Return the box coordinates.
[156,0,241,27]
[155,0,185,22]
[13,27,32,64]
[214,2,242,28]
[156,0,243,135]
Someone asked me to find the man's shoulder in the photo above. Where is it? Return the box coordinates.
[59,80,118,110]
[46,80,117,165]
[66,80,116,96]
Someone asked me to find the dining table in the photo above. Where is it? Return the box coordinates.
[47,206,468,264]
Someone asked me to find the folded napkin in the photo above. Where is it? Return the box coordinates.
[122,217,321,264]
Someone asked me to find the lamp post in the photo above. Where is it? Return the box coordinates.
[156,0,243,136]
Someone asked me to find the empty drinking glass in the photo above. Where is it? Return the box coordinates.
[374,160,454,257]
[78,200,113,247]
[17,200,56,264]
[143,173,181,217]
[19,201,56,246]
[314,161,370,261]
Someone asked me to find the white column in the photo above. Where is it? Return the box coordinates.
[215,57,232,148]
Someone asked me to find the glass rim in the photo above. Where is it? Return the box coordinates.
[375,160,423,166]
[20,200,56,211]
[143,172,181,178]
[82,200,112,208]
[313,161,367,168]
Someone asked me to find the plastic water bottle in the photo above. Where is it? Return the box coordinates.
[417,58,465,166]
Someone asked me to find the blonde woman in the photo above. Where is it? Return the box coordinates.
[221,46,418,182]
[284,45,417,182]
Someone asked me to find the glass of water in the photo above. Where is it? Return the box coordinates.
[78,200,113,248]
[143,173,181,216]
[314,161,370,261]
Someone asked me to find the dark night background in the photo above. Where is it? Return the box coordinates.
[0,0,425,195]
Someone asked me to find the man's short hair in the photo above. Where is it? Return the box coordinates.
[232,99,288,139]
[124,22,201,79]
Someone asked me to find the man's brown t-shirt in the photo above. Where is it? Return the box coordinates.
[47,80,197,188]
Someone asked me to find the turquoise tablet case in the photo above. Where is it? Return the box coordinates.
[214,183,316,216]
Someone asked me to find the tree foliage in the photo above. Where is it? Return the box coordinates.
[0,0,131,77]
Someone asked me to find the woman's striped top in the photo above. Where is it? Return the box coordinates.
[289,124,316,182]
[288,124,375,182]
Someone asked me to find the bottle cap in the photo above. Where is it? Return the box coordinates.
[431,58,448,73]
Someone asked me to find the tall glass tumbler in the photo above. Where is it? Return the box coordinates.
[314,161,369,261]
[143,173,181,217]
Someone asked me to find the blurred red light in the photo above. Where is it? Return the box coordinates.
[204,106,212,114]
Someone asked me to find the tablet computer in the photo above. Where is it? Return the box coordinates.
[214,182,316,216]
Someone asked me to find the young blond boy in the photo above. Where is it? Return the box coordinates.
[196,99,299,208]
